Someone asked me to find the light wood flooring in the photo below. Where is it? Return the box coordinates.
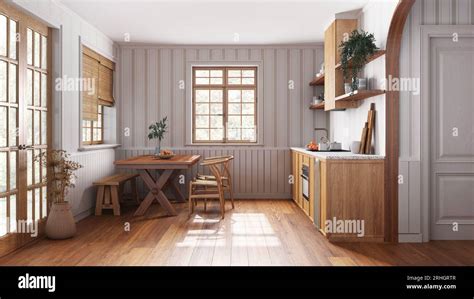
[0,199,473,266]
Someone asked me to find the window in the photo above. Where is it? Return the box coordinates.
[82,105,103,145]
[193,66,257,143]
[81,46,114,146]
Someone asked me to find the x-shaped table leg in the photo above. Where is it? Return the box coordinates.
[134,169,177,216]
[161,170,186,203]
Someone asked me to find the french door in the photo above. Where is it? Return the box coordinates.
[0,2,50,256]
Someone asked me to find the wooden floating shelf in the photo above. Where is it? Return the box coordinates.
[309,102,325,110]
[335,50,386,70]
[309,75,325,86]
[335,90,385,103]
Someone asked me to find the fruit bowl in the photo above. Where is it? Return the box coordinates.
[157,150,175,159]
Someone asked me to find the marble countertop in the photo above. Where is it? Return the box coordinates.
[290,147,385,160]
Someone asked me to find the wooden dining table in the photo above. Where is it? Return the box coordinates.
[114,155,201,216]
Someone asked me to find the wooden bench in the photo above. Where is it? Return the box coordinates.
[93,173,140,216]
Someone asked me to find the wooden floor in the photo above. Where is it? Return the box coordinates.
[0,199,473,266]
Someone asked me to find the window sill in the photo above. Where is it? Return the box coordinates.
[78,144,121,152]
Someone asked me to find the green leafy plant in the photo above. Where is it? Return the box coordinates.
[148,116,168,141]
[339,30,379,91]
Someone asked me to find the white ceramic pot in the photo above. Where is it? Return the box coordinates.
[45,202,76,239]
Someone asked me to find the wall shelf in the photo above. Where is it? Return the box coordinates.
[335,89,385,103]
[309,75,325,86]
[309,102,325,110]
[335,50,386,70]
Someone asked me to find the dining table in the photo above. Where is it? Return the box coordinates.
[114,154,201,216]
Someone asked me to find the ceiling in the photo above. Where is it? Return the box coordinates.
[60,0,371,45]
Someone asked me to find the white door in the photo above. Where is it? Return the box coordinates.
[430,36,474,240]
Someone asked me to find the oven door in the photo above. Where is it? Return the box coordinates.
[301,165,309,201]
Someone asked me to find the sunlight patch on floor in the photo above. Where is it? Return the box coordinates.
[176,213,281,248]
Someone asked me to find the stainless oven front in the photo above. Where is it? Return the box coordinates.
[301,164,309,201]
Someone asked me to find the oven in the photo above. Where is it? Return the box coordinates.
[301,164,310,201]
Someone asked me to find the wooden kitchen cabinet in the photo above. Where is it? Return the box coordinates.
[324,19,359,111]
[291,149,385,242]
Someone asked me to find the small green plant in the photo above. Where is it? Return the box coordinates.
[148,117,168,154]
[339,30,379,91]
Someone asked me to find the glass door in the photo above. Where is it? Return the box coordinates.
[0,3,49,256]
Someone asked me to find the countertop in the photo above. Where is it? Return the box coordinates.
[291,147,385,160]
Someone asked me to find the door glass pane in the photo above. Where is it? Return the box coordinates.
[9,151,16,190]
[0,152,6,192]
[41,111,47,145]
[41,35,47,68]
[9,107,17,146]
[27,28,33,65]
[41,73,47,107]
[0,15,6,57]
[41,186,47,218]
[0,197,6,237]
[10,194,16,232]
[34,71,40,106]
[34,32,40,68]
[34,110,40,145]
[9,19,17,60]
[34,149,40,183]
[0,107,6,147]
[35,188,40,222]
[27,150,32,186]
[26,69,32,105]
[27,190,32,223]
[9,63,16,103]
[26,109,32,145]
[0,61,6,102]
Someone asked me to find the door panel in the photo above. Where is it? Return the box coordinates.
[430,36,474,240]
[0,3,49,256]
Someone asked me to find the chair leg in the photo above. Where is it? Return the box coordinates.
[188,183,194,216]
[204,199,207,212]
[228,180,235,209]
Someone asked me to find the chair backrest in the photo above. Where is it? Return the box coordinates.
[200,158,227,187]
[203,155,234,179]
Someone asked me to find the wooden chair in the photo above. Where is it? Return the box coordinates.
[93,173,139,216]
[196,155,234,210]
[188,158,228,219]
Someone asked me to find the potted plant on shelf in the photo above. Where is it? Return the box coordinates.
[148,116,168,156]
[36,150,82,239]
[339,30,379,92]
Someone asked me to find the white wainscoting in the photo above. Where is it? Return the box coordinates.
[67,149,116,221]
[116,148,292,199]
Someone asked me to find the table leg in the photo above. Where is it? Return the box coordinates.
[167,171,186,203]
[134,169,177,216]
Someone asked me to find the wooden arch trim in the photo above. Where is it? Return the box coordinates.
[385,0,415,243]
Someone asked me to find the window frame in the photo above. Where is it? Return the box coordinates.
[192,66,258,144]
[82,104,104,145]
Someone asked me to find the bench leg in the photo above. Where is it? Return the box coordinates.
[95,186,105,216]
[111,186,121,216]
[104,187,111,206]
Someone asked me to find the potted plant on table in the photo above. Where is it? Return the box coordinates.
[148,116,168,157]
[36,150,82,239]
[339,30,379,92]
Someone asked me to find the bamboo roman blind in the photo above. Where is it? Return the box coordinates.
[82,46,115,121]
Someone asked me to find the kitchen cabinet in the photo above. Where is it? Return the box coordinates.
[291,148,385,242]
[323,19,359,111]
